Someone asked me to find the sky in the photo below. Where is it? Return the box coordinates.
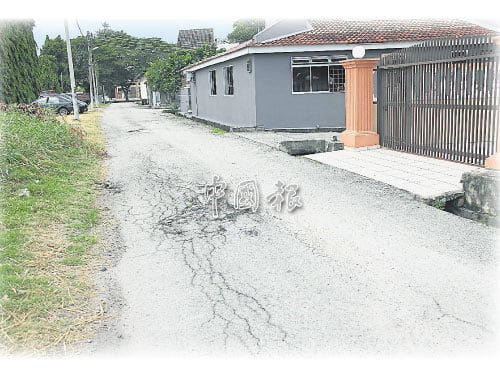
[32,19,236,50]
[2,0,499,50]
[31,17,500,53]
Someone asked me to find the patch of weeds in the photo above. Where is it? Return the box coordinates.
[62,255,84,266]
[210,126,226,134]
[0,109,105,354]
[431,199,445,210]
[84,208,99,228]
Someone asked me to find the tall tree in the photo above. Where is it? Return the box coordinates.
[40,35,69,91]
[38,27,175,100]
[38,54,61,92]
[0,19,40,103]
[92,28,175,101]
[227,19,265,43]
[69,35,91,91]
[145,43,218,100]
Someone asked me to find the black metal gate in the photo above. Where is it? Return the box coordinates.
[377,35,499,166]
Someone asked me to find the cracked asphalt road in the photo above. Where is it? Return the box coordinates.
[96,102,497,356]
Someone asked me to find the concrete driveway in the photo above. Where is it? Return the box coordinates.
[93,103,497,356]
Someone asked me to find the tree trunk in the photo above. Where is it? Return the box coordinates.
[123,86,130,102]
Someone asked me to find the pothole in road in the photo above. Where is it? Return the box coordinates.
[243,228,260,236]
[98,180,122,194]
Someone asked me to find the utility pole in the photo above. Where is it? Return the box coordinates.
[64,19,79,121]
[86,32,95,111]
[77,22,98,110]
[91,60,99,107]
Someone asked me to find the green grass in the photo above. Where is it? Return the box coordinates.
[0,109,104,353]
[210,126,226,134]
[431,199,445,210]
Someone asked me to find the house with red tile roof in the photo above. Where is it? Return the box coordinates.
[181,19,495,130]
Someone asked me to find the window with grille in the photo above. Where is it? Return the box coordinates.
[291,56,346,93]
[209,70,217,95]
[223,66,234,96]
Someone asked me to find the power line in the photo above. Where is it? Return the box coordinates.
[75,19,85,38]
[75,19,98,109]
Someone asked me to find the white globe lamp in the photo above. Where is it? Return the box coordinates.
[352,46,366,59]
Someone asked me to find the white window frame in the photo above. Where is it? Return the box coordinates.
[291,55,346,95]
[223,66,234,96]
[209,69,217,96]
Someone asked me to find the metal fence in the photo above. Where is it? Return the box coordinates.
[377,35,499,166]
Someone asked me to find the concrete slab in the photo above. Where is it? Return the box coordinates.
[278,139,329,155]
[236,131,339,149]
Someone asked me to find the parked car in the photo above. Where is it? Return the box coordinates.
[32,94,88,115]
[65,92,91,104]
[39,89,55,96]
[58,94,89,112]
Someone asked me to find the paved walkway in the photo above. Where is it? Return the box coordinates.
[233,130,481,201]
[305,147,481,201]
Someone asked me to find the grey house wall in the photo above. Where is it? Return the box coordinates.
[179,86,190,113]
[254,52,345,129]
[253,49,397,129]
[188,47,404,129]
[191,55,256,127]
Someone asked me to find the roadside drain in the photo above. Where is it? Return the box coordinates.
[426,193,499,227]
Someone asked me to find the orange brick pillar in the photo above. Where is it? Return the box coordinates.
[485,133,500,169]
[484,37,500,169]
[340,58,380,148]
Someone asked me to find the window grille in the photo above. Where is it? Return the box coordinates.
[223,66,234,95]
[209,70,217,95]
[291,56,346,93]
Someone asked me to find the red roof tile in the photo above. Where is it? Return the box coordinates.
[259,19,496,45]
[185,19,496,70]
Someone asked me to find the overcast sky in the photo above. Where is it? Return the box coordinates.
[32,19,236,49]
[31,17,500,52]
[2,0,498,50]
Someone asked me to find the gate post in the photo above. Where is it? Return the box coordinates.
[340,58,380,148]
[485,135,500,170]
[485,36,500,170]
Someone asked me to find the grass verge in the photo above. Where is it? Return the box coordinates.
[210,126,226,134]
[0,108,106,355]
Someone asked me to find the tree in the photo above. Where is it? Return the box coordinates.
[146,50,191,101]
[145,43,218,101]
[227,19,265,43]
[69,35,92,91]
[38,55,61,92]
[38,26,175,101]
[91,28,175,101]
[40,35,69,91]
[0,20,40,104]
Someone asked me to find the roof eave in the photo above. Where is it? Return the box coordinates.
[183,40,423,72]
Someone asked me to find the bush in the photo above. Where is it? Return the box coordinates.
[0,103,54,121]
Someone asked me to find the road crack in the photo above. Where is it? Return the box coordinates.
[114,154,291,354]
[408,284,493,334]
